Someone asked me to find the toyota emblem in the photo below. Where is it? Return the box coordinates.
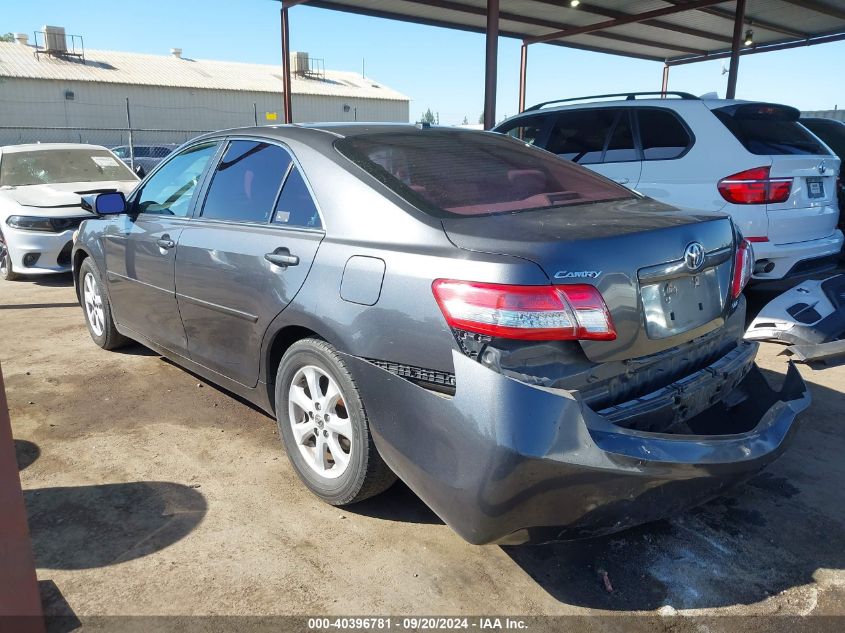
[684,242,705,271]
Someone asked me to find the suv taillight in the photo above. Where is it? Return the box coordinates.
[718,166,792,204]
[432,280,616,341]
[731,239,754,299]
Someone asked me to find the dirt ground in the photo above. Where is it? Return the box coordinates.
[2,275,844,630]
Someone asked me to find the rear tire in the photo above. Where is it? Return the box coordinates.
[79,258,129,350]
[0,232,21,281]
[275,338,396,505]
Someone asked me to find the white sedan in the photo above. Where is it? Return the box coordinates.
[0,143,139,280]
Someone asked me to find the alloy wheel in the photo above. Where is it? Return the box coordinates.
[83,272,105,337]
[288,365,353,479]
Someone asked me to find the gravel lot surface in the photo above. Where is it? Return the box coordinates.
[2,275,843,632]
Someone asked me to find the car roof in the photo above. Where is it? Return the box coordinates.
[504,98,766,120]
[191,123,489,152]
[0,142,111,153]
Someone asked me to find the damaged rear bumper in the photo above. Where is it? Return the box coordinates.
[344,345,809,545]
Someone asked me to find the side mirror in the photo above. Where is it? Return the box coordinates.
[134,164,146,179]
[82,191,127,216]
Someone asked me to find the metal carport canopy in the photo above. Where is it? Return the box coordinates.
[278,1,845,127]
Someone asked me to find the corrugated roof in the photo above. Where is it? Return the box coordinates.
[0,42,409,101]
[305,0,845,64]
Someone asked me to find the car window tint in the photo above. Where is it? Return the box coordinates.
[497,117,546,146]
[201,141,292,223]
[545,109,617,164]
[135,142,219,217]
[603,112,638,163]
[803,120,845,158]
[273,166,322,229]
[638,109,691,160]
[112,147,128,158]
[134,147,151,158]
[335,130,634,219]
[714,107,830,156]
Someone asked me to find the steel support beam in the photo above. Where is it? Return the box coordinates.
[518,43,528,113]
[483,0,499,130]
[280,6,293,123]
[661,63,669,97]
[525,0,727,45]
[667,30,845,66]
[726,0,747,99]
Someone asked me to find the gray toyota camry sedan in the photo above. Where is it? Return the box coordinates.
[72,124,809,545]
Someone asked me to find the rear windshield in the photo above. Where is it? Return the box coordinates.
[0,148,136,187]
[335,130,633,218]
[714,104,831,156]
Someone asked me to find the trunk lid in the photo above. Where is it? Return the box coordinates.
[767,155,840,245]
[441,198,736,363]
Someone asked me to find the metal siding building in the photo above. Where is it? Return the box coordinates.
[0,40,409,146]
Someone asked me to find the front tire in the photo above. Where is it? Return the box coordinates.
[0,232,21,281]
[276,338,396,505]
[79,258,129,350]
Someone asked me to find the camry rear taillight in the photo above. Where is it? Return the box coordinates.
[718,166,792,204]
[432,280,616,341]
[731,239,754,299]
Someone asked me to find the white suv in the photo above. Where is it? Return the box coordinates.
[494,93,843,281]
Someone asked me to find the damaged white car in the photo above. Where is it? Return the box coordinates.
[0,143,138,280]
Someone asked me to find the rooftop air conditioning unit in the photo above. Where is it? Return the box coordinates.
[42,25,67,54]
[291,51,309,76]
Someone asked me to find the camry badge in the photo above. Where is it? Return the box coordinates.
[554,270,601,279]
[684,242,705,271]
[818,160,827,175]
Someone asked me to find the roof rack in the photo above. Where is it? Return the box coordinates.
[524,92,699,112]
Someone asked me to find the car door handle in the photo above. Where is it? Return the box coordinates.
[265,248,300,268]
[156,237,176,250]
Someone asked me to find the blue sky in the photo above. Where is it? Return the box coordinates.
[6,0,844,125]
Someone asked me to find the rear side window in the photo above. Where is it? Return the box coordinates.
[714,104,830,156]
[273,166,322,229]
[637,109,691,160]
[201,140,292,223]
[545,109,618,164]
[335,130,634,219]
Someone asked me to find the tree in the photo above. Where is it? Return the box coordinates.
[420,108,436,124]
[478,112,484,124]
[0,33,14,42]
[461,116,469,125]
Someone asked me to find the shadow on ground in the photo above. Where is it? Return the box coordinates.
[14,439,40,471]
[348,480,443,525]
[25,481,206,570]
[32,274,75,288]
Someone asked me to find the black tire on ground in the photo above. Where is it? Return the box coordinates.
[0,231,21,281]
[78,258,129,350]
[275,338,396,505]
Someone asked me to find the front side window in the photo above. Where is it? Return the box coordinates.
[335,130,633,218]
[201,140,291,223]
[0,148,137,187]
[637,109,692,160]
[545,109,619,164]
[134,142,219,217]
